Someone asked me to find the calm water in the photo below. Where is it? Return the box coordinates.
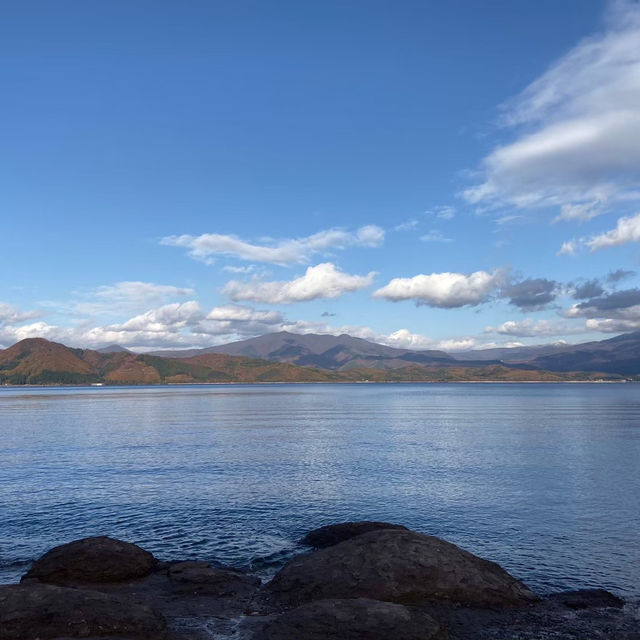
[0,383,638,596]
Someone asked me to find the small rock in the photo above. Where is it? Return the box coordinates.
[260,528,537,609]
[300,521,408,548]
[254,598,448,640]
[22,536,156,585]
[0,583,166,639]
[168,561,261,598]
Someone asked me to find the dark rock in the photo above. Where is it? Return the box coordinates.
[254,598,448,640]
[0,583,166,639]
[548,588,625,610]
[260,529,537,609]
[300,521,409,548]
[417,594,640,640]
[167,561,261,599]
[21,536,156,585]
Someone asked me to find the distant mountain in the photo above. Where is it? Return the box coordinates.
[526,331,640,375]
[454,343,572,363]
[96,344,131,354]
[457,331,640,375]
[152,329,640,376]
[150,331,492,371]
[0,337,622,385]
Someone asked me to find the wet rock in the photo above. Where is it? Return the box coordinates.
[21,536,156,585]
[0,583,166,639]
[300,521,408,548]
[254,598,448,640]
[548,588,625,610]
[260,528,537,609]
[167,561,261,599]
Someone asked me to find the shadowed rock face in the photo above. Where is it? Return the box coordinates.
[547,589,625,610]
[168,561,261,598]
[300,521,409,548]
[21,536,156,585]
[0,583,166,639]
[254,598,448,640]
[260,529,538,609]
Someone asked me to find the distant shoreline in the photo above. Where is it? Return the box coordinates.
[1,379,632,389]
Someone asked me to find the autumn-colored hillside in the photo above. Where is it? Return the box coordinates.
[0,338,625,385]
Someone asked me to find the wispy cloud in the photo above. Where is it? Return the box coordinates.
[558,210,640,254]
[161,225,385,265]
[463,1,640,218]
[420,230,452,243]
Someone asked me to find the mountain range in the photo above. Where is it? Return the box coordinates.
[150,330,640,376]
[1,332,637,386]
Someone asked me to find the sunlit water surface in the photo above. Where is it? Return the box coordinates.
[1,383,638,597]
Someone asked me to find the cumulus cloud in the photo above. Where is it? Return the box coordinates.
[607,268,636,283]
[503,278,559,310]
[221,263,376,304]
[161,225,385,265]
[373,269,506,308]
[485,318,585,338]
[463,1,640,217]
[115,301,204,333]
[571,279,605,300]
[585,316,640,332]
[566,288,640,318]
[561,286,640,333]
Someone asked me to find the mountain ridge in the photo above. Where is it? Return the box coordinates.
[0,336,632,385]
[148,329,640,375]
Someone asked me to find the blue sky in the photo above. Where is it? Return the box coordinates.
[3,0,640,351]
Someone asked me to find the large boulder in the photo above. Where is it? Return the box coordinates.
[300,521,408,548]
[22,536,156,585]
[0,583,166,639]
[261,529,537,608]
[255,598,447,640]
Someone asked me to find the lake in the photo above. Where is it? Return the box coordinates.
[0,383,638,598]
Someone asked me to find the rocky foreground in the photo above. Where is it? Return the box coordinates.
[1,522,638,640]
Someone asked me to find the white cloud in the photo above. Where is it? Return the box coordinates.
[464,1,640,217]
[586,210,640,250]
[558,239,578,256]
[394,218,419,231]
[222,263,376,304]
[420,230,452,243]
[0,302,40,326]
[485,318,585,338]
[555,201,604,223]
[558,210,640,253]
[161,225,385,265]
[585,316,640,332]
[95,281,194,301]
[222,265,256,274]
[374,269,506,308]
[116,301,204,333]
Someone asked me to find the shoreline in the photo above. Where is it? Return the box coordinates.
[4,524,638,640]
[0,379,633,388]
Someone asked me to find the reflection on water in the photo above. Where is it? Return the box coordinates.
[0,383,639,596]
